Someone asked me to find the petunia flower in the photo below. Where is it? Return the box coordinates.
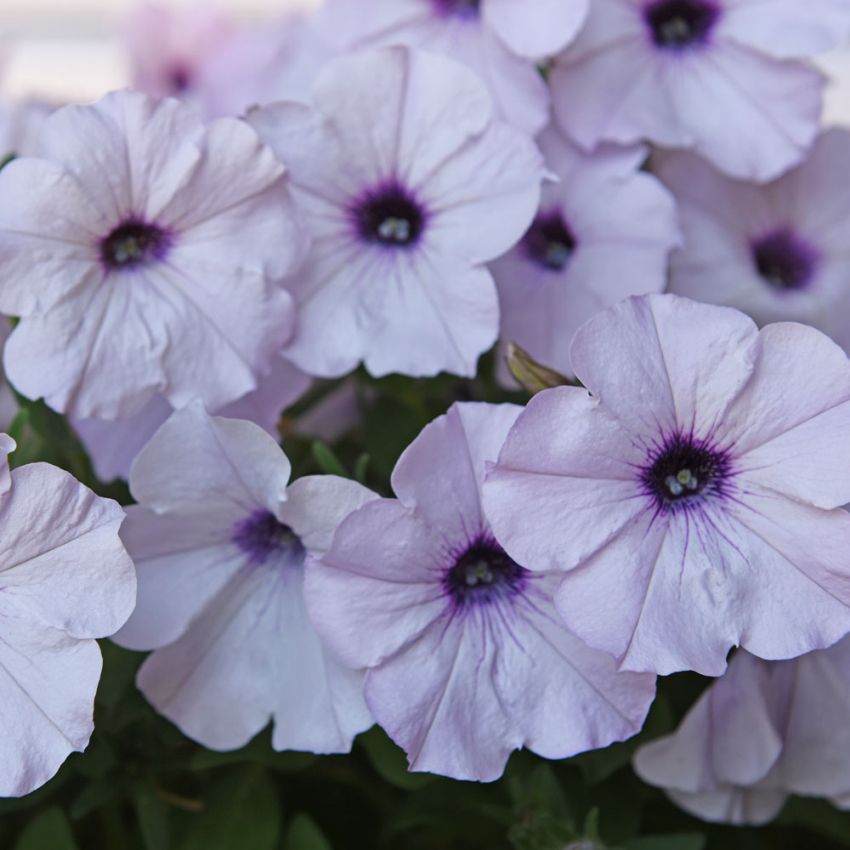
[199,13,337,118]
[248,46,544,379]
[0,435,136,796]
[113,400,375,753]
[316,0,590,135]
[125,1,235,101]
[658,130,850,355]
[549,0,850,181]
[0,90,307,419]
[634,638,850,825]
[484,293,850,676]
[74,357,310,482]
[492,124,678,381]
[305,402,656,782]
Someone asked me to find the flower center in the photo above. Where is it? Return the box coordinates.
[99,219,171,270]
[432,0,481,19]
[353,182,426,249]
[444,538,527,609]
[644,0,720,48]
[232,510,305,567]
[523,211,577,272]
[642,434,731,512]
[752,228,818,291]
[169,65,192,93]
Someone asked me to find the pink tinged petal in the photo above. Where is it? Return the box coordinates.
[553,511,742,676]
[278,475,378,556]
[721,323,850,509]
[484,388,647,575]
[495,591,656,760]
[74,395,174,483]
[268,570,373,754]
[666,786,788,826]
[551,40,683,152]
[0,618,102,796]
[137,567,281,750]
[0,432,14,496]
[721,0,850,58]
[724,489,850,661]
[39,92,205,221]
[0,463,135,639]
[220,357,311,436]
[424,120,544,264]
[158,116,307,279]
[304,500,449,670]
[113,505,246,651]
[569,294,758,438]
[665,44,823,181]
[634,652,781,794]
[775,638,850,796]
[393,402,521,537]
[364,615,522,782]
[360,260,500,379]
[129,400,291,521]
[484,0,590,58]
[0,160,105,316]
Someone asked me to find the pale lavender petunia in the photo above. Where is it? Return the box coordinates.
[658,130,850,355]
[317,0,590,135]
[0,435,136,796]
[305,402,656,782]
[634,637,850,824]
[248,47,544,379]
[113,401,374,753]
[199,12,337,118]
[492,124,679,380]
[125,1,235,101]
[549,0,850,181]
[0,90,307,419]
[484,293,850,676]
[74,356,310,482]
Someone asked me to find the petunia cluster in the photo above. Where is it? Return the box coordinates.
[0,1,847,836]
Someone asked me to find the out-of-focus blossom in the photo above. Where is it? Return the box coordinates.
[317,0,590,135]
[658,130,850,354]
[485,294,850,676]
[635,638,850,825]
[74,357,310,482]
[550,0,850,181]
[249,47,544,379]
[200,13,337,117]
[125,2,234,101]
[0,100,52,160]
[492,125,678,381]
[0,90,307,419]
[0,435,136,796]
[305,402,656,782]
[114,401,375,753]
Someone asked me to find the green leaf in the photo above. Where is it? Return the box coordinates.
[14,807,79,850]
[311,441,349,477]
[134,782,171,850]
[353,452,370,484]
[283,814,332,850]
[178,767,281,850]
[623,835,705,850]
[357,727,433,790]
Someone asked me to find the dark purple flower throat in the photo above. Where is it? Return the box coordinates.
[444,536,527,609]
[641,433,731,514]
[752,228,818,291]
[523,210,577,272]
[644,0,721,49]
[352,182,426,249]
[100,218,171,271]
[232,510,305,568]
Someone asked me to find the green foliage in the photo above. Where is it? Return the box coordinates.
[5,364,850,850]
